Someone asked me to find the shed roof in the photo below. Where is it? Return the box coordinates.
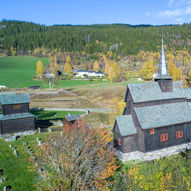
[115,115,137,136]
[127,81,186,103]
[65,114,80,122]
[0,113,34,121]
[134,102,191,129]
[0,93,30,105]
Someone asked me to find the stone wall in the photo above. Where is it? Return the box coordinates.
[116,142,191,162]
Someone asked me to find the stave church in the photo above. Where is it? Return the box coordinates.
[113,40,191,161]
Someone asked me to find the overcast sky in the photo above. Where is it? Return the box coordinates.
[1,0,191,25]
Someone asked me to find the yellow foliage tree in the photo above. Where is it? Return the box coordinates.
[93,60,100,71]
[108,61,120,82]
[64,62,72,74]
[66,55,71,63]
[140,59,155,80]
[168,62,182,81]
[50,57,59,76]
[117,101,126,115]
[36,60,43,77]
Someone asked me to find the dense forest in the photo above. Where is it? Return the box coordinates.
[1,20,191,56]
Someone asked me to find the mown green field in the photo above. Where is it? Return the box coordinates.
[0,56,49,88]
[0,56,107,89]
[30,110,84,121]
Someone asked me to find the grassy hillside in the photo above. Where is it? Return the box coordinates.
[0,56,106,89]
[0,56,49,88]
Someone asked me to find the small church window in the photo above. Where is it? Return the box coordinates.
[118,139,121,145]
[160,134,168,142]
[150,128,155,135]
[12,104,21,110]
[176,131,183,138]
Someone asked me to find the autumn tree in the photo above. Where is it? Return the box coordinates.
[186,69,191,87]
[10,46,16,56]
[140,59,155,80]
[64,62,72,74]
[36,123,118,191]
[66,55,71,63]
[168,62,182,81]
[108,61,121,82]
[50,56,59,76]
[36,60,43,77]
[93,60,100,71]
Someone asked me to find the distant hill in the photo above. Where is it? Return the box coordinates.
[0,20,191,56]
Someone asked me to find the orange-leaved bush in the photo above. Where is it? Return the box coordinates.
[36,122,118,191]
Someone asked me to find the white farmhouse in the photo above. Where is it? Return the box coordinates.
[73,70,104,78]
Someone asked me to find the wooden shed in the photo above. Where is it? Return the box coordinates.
[0,93,35,134]
[63,113,80,129]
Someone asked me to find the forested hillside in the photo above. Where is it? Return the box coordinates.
[1,20,191,56]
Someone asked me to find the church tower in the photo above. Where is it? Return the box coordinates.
[154,39,173,92]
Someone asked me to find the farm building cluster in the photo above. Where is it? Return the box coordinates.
[113,40,191,161]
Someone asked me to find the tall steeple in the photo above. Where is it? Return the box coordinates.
[155,39,172,79]
[154,39,173,92]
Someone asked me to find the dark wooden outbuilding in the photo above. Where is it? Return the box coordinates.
[63,113,80,129]
[113,40,191,154]
[0,93,35,134]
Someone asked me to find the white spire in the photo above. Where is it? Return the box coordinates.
[154,38,172,80]
[161,38,167,75]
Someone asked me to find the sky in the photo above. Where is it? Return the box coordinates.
[0,0,191,26]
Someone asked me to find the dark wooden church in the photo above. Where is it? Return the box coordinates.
[0,93,35,134]
[113,40,191,155]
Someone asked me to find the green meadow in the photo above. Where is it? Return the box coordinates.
[30,110,85,121]
[0,56,107,89]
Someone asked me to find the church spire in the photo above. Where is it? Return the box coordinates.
[155,39,172,80]
[154,39,173,92]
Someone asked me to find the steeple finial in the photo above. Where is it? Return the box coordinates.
[154,39,172,80]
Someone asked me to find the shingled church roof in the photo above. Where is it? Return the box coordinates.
[134,102,191,129]
[115,115,137,136]
[125,81,186,103]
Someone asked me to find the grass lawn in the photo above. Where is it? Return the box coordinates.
[0,56,107,89]
[0,133,50,191]
[0,56,50,88]
[31,110,85,121]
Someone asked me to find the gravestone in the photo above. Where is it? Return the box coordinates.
[38,140,42,146]
[38,127,43,133]
[0,178,3,184]
[14,136,19,141]
[14,150,18,157]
